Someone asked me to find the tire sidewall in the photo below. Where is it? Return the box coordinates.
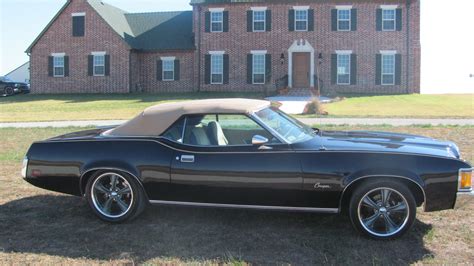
[349,179,417,240]
[5,87,14,96]
[85,171,143,223]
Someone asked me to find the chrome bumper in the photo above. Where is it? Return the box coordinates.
[455,191,474,209]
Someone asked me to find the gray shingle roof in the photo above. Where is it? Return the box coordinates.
[26,0,194,53]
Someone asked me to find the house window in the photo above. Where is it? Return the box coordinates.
[381,54,396,85]
[252,54,265,84]
[253,10,266,32]
[72,13,85,37]
[162,59,175,81]
[337,53,351,85]
[337,9,351,31]
[53,56,65,77]
[211,54,223,84]
[382,9,396,31]
[211,11,223,32]
[93,54,105,76]
[295,9,308,31]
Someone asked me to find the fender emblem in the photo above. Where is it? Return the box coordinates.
[314,183,331,189]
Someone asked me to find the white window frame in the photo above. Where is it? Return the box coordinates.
[210,53,224,85]
[251,51,267,85]
[52,53,65,78]
[336,51,352,85]
[252,10,266,32]
[161,57,175,81]
[294,7,309,32]
[381,52,396,85]
[381,8,397,31]
[337,7,351,31]
[92,52,106,77]
[210,10,224,33]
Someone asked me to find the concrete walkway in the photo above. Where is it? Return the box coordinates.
[1,118,472,128]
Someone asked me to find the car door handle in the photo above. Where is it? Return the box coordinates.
[179,155,195,163]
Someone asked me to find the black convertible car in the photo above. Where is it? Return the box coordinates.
[0,76,30,96]
[22,99,472,239]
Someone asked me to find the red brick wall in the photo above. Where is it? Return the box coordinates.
[29,0,131,94]
[193,0,421,95]
[133,51,196,93]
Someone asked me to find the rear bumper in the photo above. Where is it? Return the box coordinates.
[455,191,474,209]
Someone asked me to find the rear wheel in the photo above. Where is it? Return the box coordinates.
[85,171,147,222]
[349,179,416,240]
[5,87,14,96]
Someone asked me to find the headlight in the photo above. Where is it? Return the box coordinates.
[458,168,473,192]
[21,157,28,178]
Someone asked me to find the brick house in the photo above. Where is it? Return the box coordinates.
[27,0,420,95]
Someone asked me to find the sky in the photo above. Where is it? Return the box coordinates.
[1,0,473,94]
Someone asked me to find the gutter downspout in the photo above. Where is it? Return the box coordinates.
[406,0,411,94]
[197,5,202,92]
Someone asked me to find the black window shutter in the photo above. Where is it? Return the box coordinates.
[266,10,272,31]
[223,11,229,32]
[204,55,211,84]
[351,9,357,31]
[376,54,382,85]
[72,16,85,37]
[265,54,271,83]
[247,54,253,84]
[331,9,337,31]
[205,12,210,32]
[247,10,253,32]
[48,56,53,77]
[308,9,315,31]
[350,54,357,85]
[223,54,229,84]
[64,56,69,77]
[105,55,110,76]
[174,59,180,81]
[395,54,402,85]
[376,9,382,31]
[396,9,402,31]
[157,60,163,81]
[288,9,295,31]
[88,55,93,76]
[331,54,337,85]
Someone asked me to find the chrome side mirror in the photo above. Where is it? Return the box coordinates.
[252,135,269,145]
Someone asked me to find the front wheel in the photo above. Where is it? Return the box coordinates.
[85,171,147,222]
[5,87,14,96]
[349,179,416,240]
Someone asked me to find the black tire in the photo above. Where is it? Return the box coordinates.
[85,171,147,223]
[5,87,14,96]
[348,178,416,240]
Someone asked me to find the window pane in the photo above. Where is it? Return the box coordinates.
[253,74,265,84]
[337,54,351,84]
[253,11,265,21]
[338,9,350,20]
[254,21,265,31]
[382,9,396,30]
[162,117,185,142]
[295,10,307,20]
[163,60,174,71]
[295,10,308,31]
[338,21,350,30]
[211,74,223,84]
[382,9,395,20]
[94,55,104,66]
[211,12,223,32]
[382,54,395,85]
[54,67,64,76]
[211,54,223,78]
[164,71,174,80]
[94,66,105,75]
[382,74,395,85]
[53,56,64,67]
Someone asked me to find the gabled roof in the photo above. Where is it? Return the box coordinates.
[26,0,194,53]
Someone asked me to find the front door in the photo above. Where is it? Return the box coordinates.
[292,52,310,88]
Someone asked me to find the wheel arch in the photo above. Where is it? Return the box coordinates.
[339,175,426,213]
[79,166,148,201]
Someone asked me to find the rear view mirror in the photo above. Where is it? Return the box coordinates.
[252,135,268,145]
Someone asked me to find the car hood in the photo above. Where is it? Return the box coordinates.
[293,130,461,159]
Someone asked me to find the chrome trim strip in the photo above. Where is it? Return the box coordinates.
[149,200,339,213]
[339,174,427,211]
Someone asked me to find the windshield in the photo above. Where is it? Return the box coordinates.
[254,107,317,144]
[0,77,12,82]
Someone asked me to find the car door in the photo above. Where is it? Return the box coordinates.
[159,114,305,207]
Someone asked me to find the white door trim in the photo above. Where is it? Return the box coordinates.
[288,39,315,88]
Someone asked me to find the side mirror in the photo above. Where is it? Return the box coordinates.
[252,135,269,145]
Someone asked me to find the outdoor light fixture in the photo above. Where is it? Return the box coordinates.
[280,53,285,65]
[318,53,323,60]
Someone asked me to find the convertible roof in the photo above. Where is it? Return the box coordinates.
[105,98,270,136]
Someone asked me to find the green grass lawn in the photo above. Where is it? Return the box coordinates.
[312,94,474,118]
[0,93,472,122]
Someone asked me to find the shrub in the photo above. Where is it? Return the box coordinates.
[304,98,328,115]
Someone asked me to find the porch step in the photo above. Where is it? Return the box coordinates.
[286,88,319,97]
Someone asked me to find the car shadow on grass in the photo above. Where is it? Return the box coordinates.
[0,195,432,264]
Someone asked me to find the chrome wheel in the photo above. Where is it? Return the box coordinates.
[91,173,134,219]
[357,187,409,237]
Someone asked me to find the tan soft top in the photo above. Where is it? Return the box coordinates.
[105,98,270,136]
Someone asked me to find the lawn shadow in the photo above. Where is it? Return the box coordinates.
[0,195,433,264]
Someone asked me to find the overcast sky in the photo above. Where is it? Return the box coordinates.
[1,0,473,94]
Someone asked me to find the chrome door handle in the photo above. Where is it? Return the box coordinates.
[180,155,195,163]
